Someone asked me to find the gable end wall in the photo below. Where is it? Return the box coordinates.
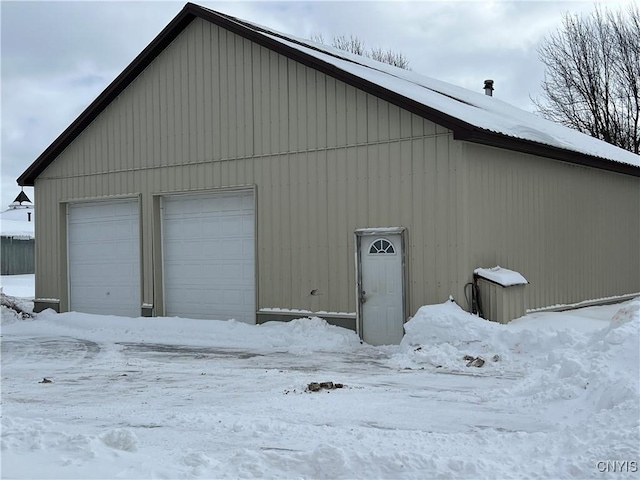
[34,18,466,318]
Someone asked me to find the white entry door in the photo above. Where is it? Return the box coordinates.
[360,234,404,345]
[67,199,140,317]
[162,191,255,323]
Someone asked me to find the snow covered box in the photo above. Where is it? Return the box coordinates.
[474,267,528,324]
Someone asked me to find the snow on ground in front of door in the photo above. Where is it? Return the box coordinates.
[1,296,639,479]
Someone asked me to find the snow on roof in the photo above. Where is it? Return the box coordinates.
[227,11,639,168]
[17,4,640,187]
[1,206,35,238]
[474,266,528,287]
[0,219,34,239]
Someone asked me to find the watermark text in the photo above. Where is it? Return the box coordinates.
[596,461,638,473]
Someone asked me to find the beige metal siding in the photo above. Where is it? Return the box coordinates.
[34,17,638,322]
[34,16,637,323]
[34,18,464,318]
[461,143,640,312]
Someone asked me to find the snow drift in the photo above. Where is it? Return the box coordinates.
[394,299,640,416]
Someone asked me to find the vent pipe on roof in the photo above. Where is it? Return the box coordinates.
[484,79,494,96]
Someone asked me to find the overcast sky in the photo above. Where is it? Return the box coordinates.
[0,1,632,210]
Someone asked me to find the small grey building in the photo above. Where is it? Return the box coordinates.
[1,191,35,276]
[18,3,640,344]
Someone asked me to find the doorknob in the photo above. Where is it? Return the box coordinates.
[359,290,367,304]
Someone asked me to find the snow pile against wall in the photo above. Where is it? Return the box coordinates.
[396,300,504,370]
[258,317,362,353]
[503,300,639,412]
[394,299,640,416]
[18,311,362,354]
[1,294,34,324]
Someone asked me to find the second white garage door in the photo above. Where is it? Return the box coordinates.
[162,191,255,323]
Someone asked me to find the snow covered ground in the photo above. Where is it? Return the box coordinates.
[0,274,35,298]
[1,275,638,479]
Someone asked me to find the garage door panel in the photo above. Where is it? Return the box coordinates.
[163,191,255,323]
[201,240,224,257]
[71,201,135,220]
[223,289,242,304]
[72,262,137,280]
[221,217,244,235]
[241,193,253,210]
[115,242,137,256]
[69,223,112,242]
[165,293,246,321]
[164,262,203,279]
[68,199,140,317]
[70,220,136,241]
[162,222,182,238]
[165,237,204,250]
[221,239,243,257]
[73,285,137,300]
[242,239,254,258]
[166,221,201,238]
[242,216,254,234]
[200,264,238,282]
[243,263,254,280]
[201,219,223,237]
[164,198,190,216]
[73,242,136,261]
[221,195,243,211]
[166,288,206,304]
[243,289,255,305]
[72,243,104,261]
[166,241,205,258]
[219,264,243,281]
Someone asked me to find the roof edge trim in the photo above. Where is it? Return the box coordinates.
[460,130,640,177]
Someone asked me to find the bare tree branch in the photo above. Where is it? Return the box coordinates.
[369,47,411,70]
[310,33,411,70]
[534,4,640,154]
[332,35,366,56]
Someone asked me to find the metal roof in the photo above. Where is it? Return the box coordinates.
[17,2,640,186]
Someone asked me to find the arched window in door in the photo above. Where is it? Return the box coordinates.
[368,238,395,255]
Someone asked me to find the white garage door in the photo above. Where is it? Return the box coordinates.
[162,191,255,323]
[68,199,140,317]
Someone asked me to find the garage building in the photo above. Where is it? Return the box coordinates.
[18,3,639,344]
